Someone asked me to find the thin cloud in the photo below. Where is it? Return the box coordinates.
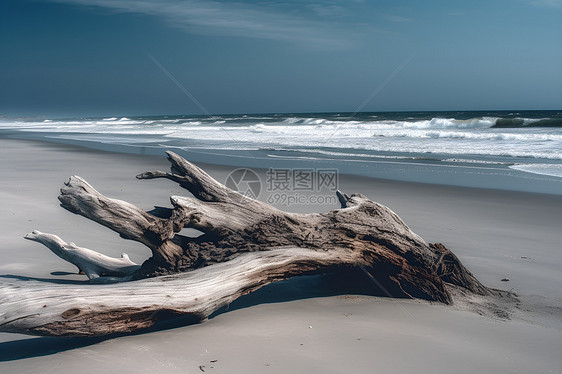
[50,0,359,48]
[306,4,349,18]
[384,14,413,23]
[528,0,562,8]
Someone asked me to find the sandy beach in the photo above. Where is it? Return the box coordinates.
[1,138,561,373]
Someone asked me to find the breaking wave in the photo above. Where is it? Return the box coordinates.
[1,111,561,162]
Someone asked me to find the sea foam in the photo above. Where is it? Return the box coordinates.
[510,164,562,178]
[1,112,561,163]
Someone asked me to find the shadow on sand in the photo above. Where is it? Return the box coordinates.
[0,274,88,285]
[0,268,390,361]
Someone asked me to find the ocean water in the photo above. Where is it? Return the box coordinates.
[1,111,561,194]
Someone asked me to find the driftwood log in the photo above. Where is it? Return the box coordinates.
[0,151,494,337]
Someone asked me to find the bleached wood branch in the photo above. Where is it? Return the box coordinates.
[24,230,140,281]
[58,175,185,265]
[136,151,241,203]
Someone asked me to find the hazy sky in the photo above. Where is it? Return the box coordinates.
[1,0,561,117]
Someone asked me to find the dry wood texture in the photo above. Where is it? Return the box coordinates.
[0,151,494,337]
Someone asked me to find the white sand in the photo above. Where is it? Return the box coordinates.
[0,138,561,373]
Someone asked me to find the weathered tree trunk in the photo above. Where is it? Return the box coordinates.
[0,151,495,337]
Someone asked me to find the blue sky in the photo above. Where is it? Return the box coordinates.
[1,0,561,116]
